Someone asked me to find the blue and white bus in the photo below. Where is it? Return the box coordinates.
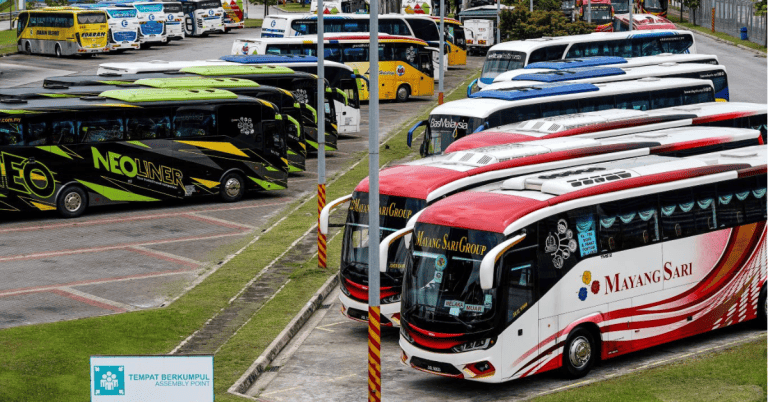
[100,1,168,46]
[180,0,225,37]
[160,1,185,41]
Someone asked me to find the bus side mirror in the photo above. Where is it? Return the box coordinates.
[407,119,427,148]
[378,210,424,273]
[319,193,353,235]
[479,234,527,290]
[467,78,478,97]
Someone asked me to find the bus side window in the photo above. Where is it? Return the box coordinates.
[26,122,50,146]
[651,89,683,109]
[660,188,696,239]
[538,211,588,275]
[617,196,660,250]
[693,184,718,233]
[79,116,125,143]
[528,45,568,64]
[0,121,23,146]
[173,110,216,138]
[661,36,694,53]
[126,111,171,140]
[597,201,622,252]
[579,96,614,112]
[502,249,534,325]
[17,13,28,36]
[742,176,767,223]
[683,86,715,104]
[218,105,262,149]
[324,45,342,62]
[52,120,77,144]
[615,92,650,111]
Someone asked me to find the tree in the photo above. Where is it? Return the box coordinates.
[502,0,562,11]
[499,7,593,41]
[682,0,700,25]
[754,0,766,16]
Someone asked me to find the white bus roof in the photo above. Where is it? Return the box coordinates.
[432,77,713,118]
[482,62,725,91]
[235,32,428,44]
[97,58,352,75]
[486,30,692,53]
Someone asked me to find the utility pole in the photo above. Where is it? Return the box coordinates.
[587,0,591,23]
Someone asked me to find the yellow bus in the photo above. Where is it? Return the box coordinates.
[232,33,436,102]
[15,8,109,57]
[429,16,467,66]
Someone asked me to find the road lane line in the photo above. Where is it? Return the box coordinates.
[184,213,256,230]
[260,374,358,397]
[50,288,128,313]
[129,246,203,268]
[58,286,137,312]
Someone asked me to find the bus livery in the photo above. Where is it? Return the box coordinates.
[16,8,110,56]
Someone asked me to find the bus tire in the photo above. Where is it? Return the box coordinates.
[220,172,245,202]
[54,43,62,58]
[561,327,596,379]
[57,186,88,218]
[756,284,767,328]
[24,41,32,55]
[396,85,409,102]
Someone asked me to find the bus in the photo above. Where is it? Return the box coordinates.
[479,53,720,94]
[401,0,434,14]
[429,16,467,66]
[476,30,697,90]
[102,1,168,47]
[480,63,731,101]
[637,0,668,16]
[0,88,289,218]
[321,127,763,327]
[0,78,308,173]
[15,8,110,57]
[613,13,676,31]
[310,0,369,14]
[43,66,338,152]
[415,77,717,155]
[94,55,362,134]
[444,101,768,152]
[232,34,436,102]
[179,0,225,36]
[221,0,244,32]
[395,145,766,382]
[72,4,141,51]
[577,0,614,31]
[160,1,186,41]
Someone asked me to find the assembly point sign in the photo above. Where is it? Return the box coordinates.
[90,355,213,401]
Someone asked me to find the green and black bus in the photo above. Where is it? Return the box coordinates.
[2,77,308,172]
[0,88,288,218]
[43,65,339,152]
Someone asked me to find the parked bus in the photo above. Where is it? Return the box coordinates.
[310,0,369,14]
[577,0,614,31]
[476,30,696,90]
[232,34,436,102]
[444,102,768,152]
[95,55,362,134]
[72,4,141,51]
[43,66,338,152]
[179,0,225,36]
[613,13,676,31]
[402,0,434,14]
[637,0,668,16]
[15,8,110,56]
[221,0,244,32]
[0,88,289,218]
[481,63,730,101]
[160,1,186,40]
[320,127,763,327]
[101,1,168,47]
[415,77,716,155]
[395,145,765,381]
[429,16,467,66]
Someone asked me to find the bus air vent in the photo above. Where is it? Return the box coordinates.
[99,88,239,102]
[720,150,759,158]
[512,67,625,83]
[547,124,561,132]
[180,65,296,76]
[537,169,635,195]
[469,83,600,101]
[477,155,493,165]
[525,56,627,71]
[460,153,475,162]
[531,121,545,130]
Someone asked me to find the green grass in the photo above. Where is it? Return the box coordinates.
[244,18,263,28]
[0,69,482,402]
[534,338,767,402]
[0,29,16,56]
[276,1,312,12]
[667,11,767,53]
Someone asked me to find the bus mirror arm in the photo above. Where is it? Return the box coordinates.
[472,122,487,134]
[407,120,427,148]
[479,234,527,290]
[353,74,370,85]
[379,227,413,273]
[319,194,353,235]
[467,78,478,97]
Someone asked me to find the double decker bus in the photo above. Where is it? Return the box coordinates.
[429,16,467,66]
[637,0,668,16]
[0,88,289,218]
[0,78,308,173]
[15,8,109,57]
[72,4,141,51]
[232,34,435,102]
[476,30,696,90]
[95,55,362,134]
[44,66,338,152]
[321,127,763,327]
[481,63,731,101]
[179,0,225,36]
[415,77,716,155]
[613,13,676,31]
[160,1,186,41]
[577,0,614,31]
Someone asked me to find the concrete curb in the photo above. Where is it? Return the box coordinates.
[674,23,767,57]
[227,273,339,396]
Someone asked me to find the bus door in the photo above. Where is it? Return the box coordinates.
[446,24,467,66]
[417,50,434,96]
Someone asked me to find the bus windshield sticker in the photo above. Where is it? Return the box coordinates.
[433,271,443,284]
[576,215,597,257]
[545,219,577,269]
[464,304,484,313]
[237,117,254,135]
[445,300,465,309]
[449,307,461,316]
[435,254,447,271]
[484,294,492,308]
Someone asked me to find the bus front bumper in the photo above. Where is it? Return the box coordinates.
[400,338,502,382]
[338,293,401,327]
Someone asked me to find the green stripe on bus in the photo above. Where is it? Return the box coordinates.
[76,179,159,202]
[305,139,319,150]
[180,65,295,76]
[135,77,261,89]
[98,80,134,86]
[36,145,72,159]
[39,93,78,98]
[303,104,317,124]
[0,110,39,114]
[287,164,303,173]
[100,88,238,102]
[249,176,286,191]
[127,141,151,148]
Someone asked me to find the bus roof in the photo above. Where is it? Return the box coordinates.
[96,58,351,75]
[615,13,676,29]
[524,56,628,70]
[427,16,461,24]
[417,145,766,234]
[236,33,429,46]
[354,126,760,202]
[486,30,690,53]
[510,66,628,83]
[100,88,239,102]
[470,82,601,101]
[445,102,767,152]
[133,77,261,89]
[220,55,319,64]
[180,65,295,76]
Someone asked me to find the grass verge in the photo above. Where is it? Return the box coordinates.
[0,30,16,56]
[667,11,767,53]
[244,18,263,28]
[534,338,767,402]
[275,2,312,12]
[0,69,481,402]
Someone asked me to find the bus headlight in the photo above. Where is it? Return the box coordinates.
[400,325,413,344]
[380,293,401,304]
[450,337,495,353]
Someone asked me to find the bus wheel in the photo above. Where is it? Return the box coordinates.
[396,85,410,102]
[24,42,32,55]
[562,327,596,379]
[54,44,62,58]
[756,284,767,328]
[57,186,88,218]
[220,172,245,202]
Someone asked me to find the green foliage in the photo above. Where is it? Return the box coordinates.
[503,0,563,11]
[754,0,766,16]
[682,0,700,11]
[499,7,594,41]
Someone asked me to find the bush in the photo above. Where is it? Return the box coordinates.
[499,6,594,41]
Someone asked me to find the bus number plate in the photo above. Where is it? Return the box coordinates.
[601,253,612,259]
[426,365,442,372]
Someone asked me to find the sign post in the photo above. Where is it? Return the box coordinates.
[711,7,715,32]
[368,2,381,401]
[317,0,326,269]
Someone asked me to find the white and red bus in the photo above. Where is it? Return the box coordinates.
[395,145,766,381]
[320,126,763,327]
[613,13,676,32]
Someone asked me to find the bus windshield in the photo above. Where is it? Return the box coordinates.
[163,3,183,13]
[645,0,663,8]
[406,18,440,42]
[482,51,526,80]
[78,13,107,24]
[611,0,629,12]
[403,224,504,329]
[201,0,221,9]
[427,114,483,154]
[588,8,613,22]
